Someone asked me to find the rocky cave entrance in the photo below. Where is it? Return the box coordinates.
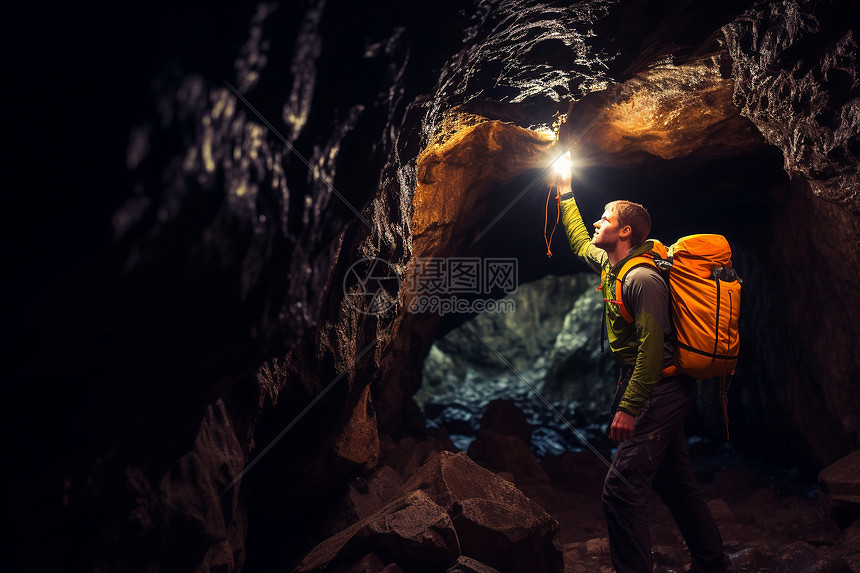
[408,119,810,481]
[415,271,613,456]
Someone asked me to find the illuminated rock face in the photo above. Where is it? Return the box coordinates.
[413,120,555,259]
[560,52,767,168]
[8,0,860,572]
[724,0,860,213]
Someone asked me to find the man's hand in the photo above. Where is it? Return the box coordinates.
[555,164,572,198]
[609,410,635,443]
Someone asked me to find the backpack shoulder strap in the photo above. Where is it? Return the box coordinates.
[606,254,657,324]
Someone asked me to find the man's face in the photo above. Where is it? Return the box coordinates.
[592,208,625,250]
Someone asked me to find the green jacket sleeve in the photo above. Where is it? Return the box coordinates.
[559,194,606,274]
[618,267,668,416]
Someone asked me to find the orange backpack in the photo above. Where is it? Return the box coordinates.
[605,235,742,437]
[607,234,741,379]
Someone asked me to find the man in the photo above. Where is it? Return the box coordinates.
[555,160,732,573]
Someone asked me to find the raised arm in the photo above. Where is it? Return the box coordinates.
[556,169,606,273]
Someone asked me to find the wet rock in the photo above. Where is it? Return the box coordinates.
[771,541,851,573]
[445,555,501,573]
[728,546,766,570]
[530,427,577,458]
[819,450,860,529]
[417,274,595,407]
[432,404,483,437]
[294,490,460,573]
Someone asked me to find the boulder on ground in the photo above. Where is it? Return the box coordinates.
[399,451,563,573]
[467,431,551,490]
[838,520,860,572]
[707,498,734,522]
[295,452,563,573]
[333,466,405,531]
[478,399,533,443]
[819,450,860,529]
[379,435,455,481]
[727,547,765,570]
[293,490,460,573]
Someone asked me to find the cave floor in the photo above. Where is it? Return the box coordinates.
[516,452,858,573]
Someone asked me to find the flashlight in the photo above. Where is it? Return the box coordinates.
[553,155,571,175]
[545,151,573,258]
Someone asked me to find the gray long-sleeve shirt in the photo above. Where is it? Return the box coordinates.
[559,195,673,415]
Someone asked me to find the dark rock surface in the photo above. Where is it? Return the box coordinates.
[294,489,460,573]
[723,0,860,213]
[770,541,852,573]
[819,450,860,528]
[296,451,562,573]
[478,400,535,444]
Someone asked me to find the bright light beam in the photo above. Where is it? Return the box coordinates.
[553,156,571,176]
[552,151,573,177]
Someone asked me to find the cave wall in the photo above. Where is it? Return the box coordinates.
[736,178,860,464]
[9,1,474,570]
[724,0,860,213]
[721,0,860,463]
[7,0,859,571]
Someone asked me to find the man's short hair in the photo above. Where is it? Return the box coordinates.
[605,200,651,247]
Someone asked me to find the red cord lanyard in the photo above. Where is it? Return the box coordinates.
[544,186,560,256]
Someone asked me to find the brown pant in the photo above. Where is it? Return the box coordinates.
[603,371,731,573]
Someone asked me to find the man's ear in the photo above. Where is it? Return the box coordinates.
[619,225,632,239]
